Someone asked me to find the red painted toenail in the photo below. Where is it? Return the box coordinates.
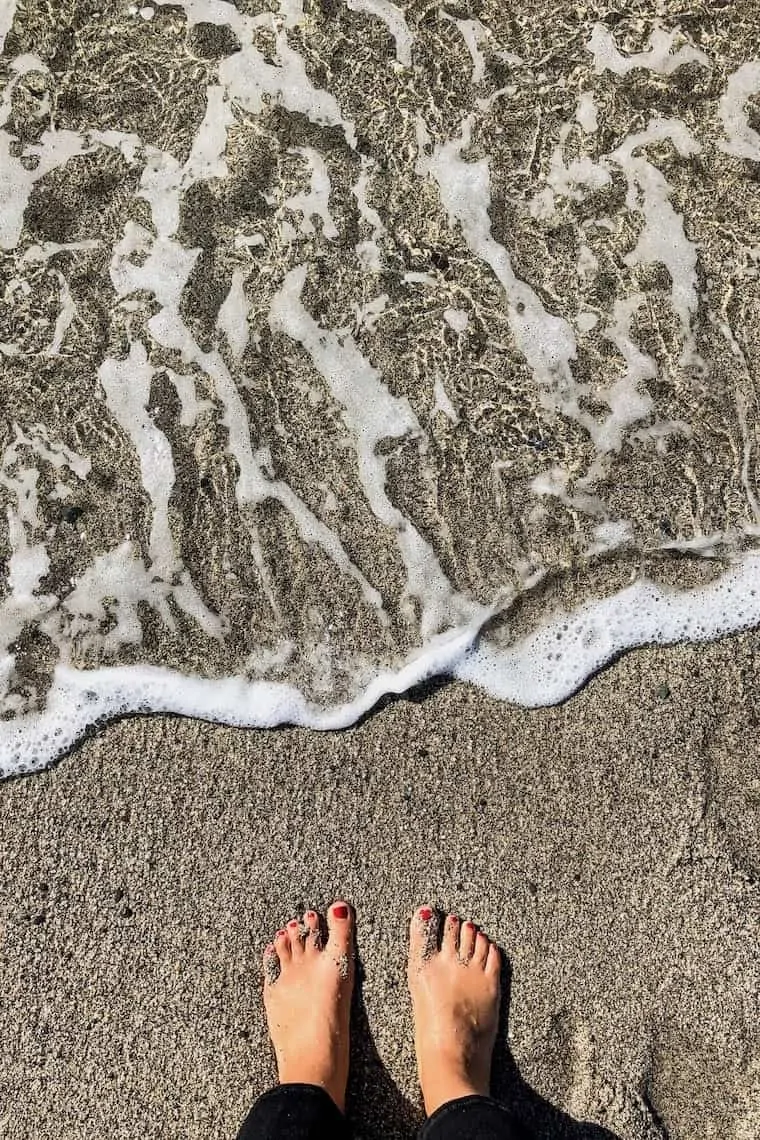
[419,907,433,920]
[276,929,286,937]
[306,911,317,920]
[450,916,459,924]
[288,920,298,928]
[464,921,475,930]
[332,905,348,919]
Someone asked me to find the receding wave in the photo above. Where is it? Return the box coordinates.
[1,1,759,775]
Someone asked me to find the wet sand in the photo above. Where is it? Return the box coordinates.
[1,632,759,1140]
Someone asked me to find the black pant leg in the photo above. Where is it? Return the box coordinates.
[419,1094,530,1140]
[236,1083,352,1140]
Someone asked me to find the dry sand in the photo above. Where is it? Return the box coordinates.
[1,632,759,1140]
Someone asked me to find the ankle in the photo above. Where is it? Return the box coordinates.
[279,1074,346,1114]
[278,1062,347,1113]
[421,1073,488,1117]
[419,1057,490,1116]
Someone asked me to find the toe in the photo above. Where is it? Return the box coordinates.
[287,918,304,956]
[263,943,280,984]
[485,942,502,977]
[303,909,321,952]
[458,920,477,962]
[473,930,489,966]
[274,927,291,963]
[441,913,460,955]
[409,905,439,967]
[326,899,354,955]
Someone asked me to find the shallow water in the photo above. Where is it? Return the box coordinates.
[1,0,759,775]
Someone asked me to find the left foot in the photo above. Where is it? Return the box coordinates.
[262,901,355,1112]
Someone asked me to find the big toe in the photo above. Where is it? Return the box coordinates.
[326,900,355,964]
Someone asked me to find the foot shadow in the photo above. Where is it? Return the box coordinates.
[345,959,424,1140]
[491,959,622,1140]
[345,948,621,1140]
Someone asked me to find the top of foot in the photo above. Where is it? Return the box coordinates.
[263,901,355,1113]
[408,907,501,1116]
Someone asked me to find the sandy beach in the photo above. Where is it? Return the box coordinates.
[3,1,760,1136]
[2,631,759,1139]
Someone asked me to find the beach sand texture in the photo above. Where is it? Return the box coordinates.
[2,0,760,1135]
[1,637,760,1139]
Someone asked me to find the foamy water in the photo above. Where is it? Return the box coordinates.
[1,1,760,775]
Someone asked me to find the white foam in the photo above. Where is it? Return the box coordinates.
[0,0,17,52]
[284,147,339,240]
[217,270,251,361]
[440,11,492,85]
[587,21,709,77]
[346,0,413,68]
[576,92,598,134]
[0,124,90,250]
[98,341,179,579]
[4,555,760,774]
[719,62,760,161]
[457,553,760,706]
[443,307,468,333]
[268,264,484,635]
[431,376,459,424]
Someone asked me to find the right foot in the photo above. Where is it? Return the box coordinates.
[407,907,501,1116]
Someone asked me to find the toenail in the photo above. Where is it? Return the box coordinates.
[332,904,348,919]
[464,921,475,930]
[288,920,298,928]
[276,928,287,937]
[419,907,433,920]
[306,911,316,920]
[449,915,459,924]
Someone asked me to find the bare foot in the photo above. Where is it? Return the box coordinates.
[407,907,501,1116]
[262,901,355,1112]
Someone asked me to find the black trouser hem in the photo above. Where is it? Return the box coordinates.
[237,1084,528,1140]
[420,1093,529,1140]
[236,1082,350,1140]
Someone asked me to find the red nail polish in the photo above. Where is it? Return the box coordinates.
[419,907,433,921]
[306,911,317,920]
[449,915,459,924]
[288,920,298,928]
[332,904,348,919]
[464,921,475,930]
[276,929,286,937]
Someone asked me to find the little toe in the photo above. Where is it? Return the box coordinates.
[263,943,280,984]
[441,913,460,956]
[473,930,490,966]
[409,906,439,967]
[486,942,502,977]
[458,920,477,962]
